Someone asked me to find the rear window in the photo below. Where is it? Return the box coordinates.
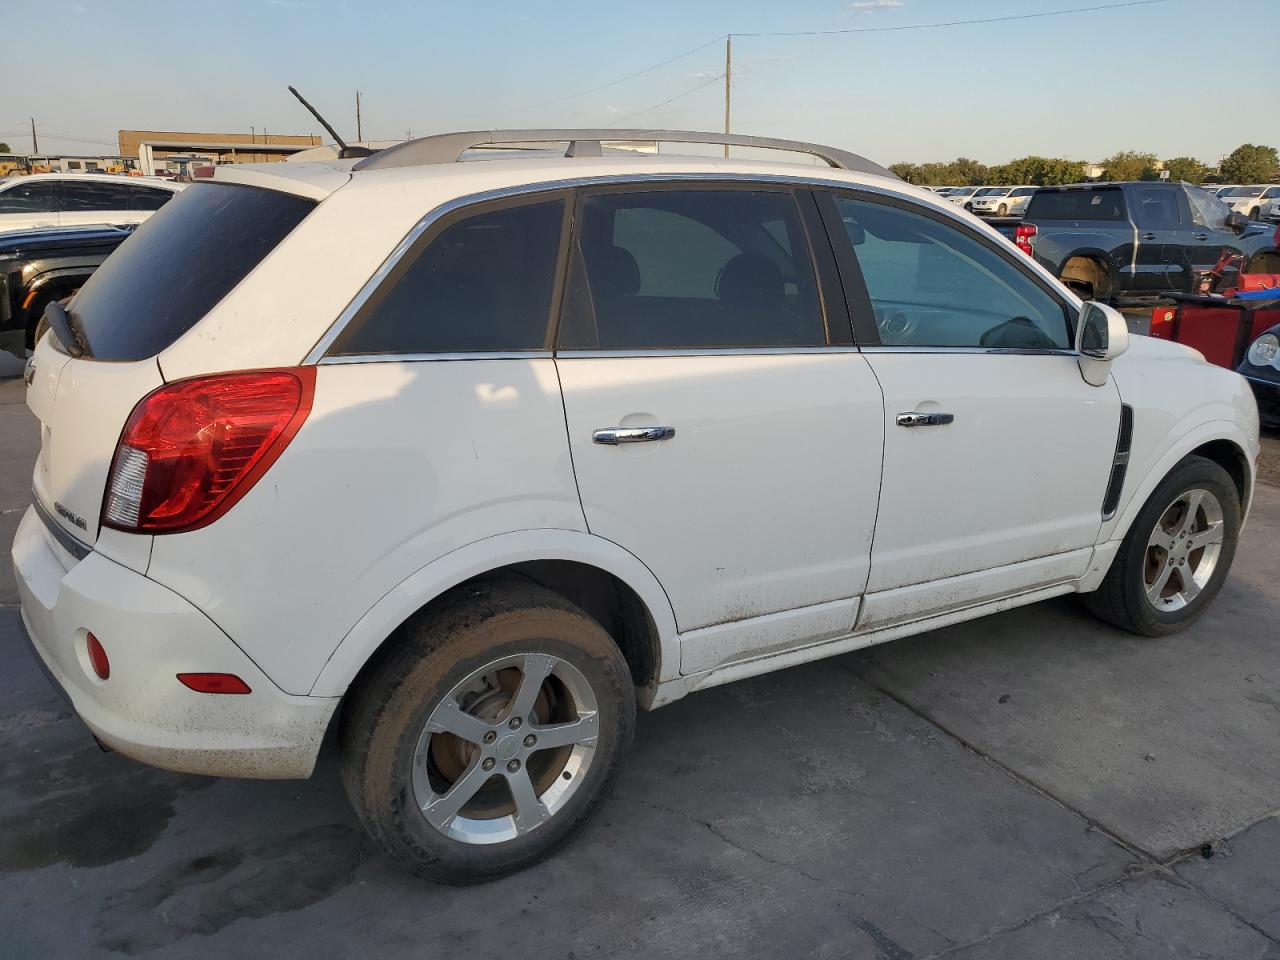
[70,182,314,361]
[1026,188,1126,221]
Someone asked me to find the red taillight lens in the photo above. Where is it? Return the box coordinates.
[1014,223,1037,256]
[86,632,110,680]
[177,673,252,694]
[103,368,315,533]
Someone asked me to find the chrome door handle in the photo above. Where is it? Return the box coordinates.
[592,426,676,445]
[1193,234,1210,241]
[896,411,954,428]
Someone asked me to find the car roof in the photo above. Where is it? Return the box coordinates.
[0,172,182,190]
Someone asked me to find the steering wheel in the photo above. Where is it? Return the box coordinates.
[877,308,918,344]
[979,316,1058,350]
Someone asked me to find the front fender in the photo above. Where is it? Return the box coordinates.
[308,529,681,698]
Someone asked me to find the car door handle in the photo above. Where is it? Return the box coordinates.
[1193,234,1210,241]
[592,426,676,445]
[896,411,955,428]
[1140,232,1159,241]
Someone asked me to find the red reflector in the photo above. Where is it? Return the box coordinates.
[1014,222,1037,256]
[86,632,110,680]
[103,368,315,533]
[177,673,252,695]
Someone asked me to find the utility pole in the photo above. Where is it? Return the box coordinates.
[356,91,363,142]
[723,35,732,158]
[30,117,38,154]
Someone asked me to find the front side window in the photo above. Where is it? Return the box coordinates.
[330,198,564,356]
[0,180,60,214]
[558,188,824,350]
[1131,186,1181,228]
[1184,185,1231,229]
[834,195,1070,350]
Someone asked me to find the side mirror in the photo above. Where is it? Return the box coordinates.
[1226,211,1249,231]
[1076,300,1129,386]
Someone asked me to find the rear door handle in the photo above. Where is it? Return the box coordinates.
[592,426,676,445]
[1140,232,1159,241]
[896,411,954,428]
[1193,234,1210,241]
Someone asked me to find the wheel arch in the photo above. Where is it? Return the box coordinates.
[1058,248,1117,300]
[309,530,680,706]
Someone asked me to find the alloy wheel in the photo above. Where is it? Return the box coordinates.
[1143,487,1225,612]
[411,652,600,845]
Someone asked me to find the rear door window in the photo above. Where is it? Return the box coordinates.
[558,188,825,350]
[1026,188,1127,221]
[129,185,175,210]
[62,180,133,212]
[70,182,314,361]
[328,197,565,356]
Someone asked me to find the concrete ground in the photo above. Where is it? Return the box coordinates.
[3,373,1280,960]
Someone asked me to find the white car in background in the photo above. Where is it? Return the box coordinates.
[944,185,979,209]
[0,174,182,233]
[1217,186,1271,222]
[14,128,1259,885]
[970,185,1037,217]
[1256,185,1280,221]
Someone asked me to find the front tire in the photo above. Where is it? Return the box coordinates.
[1082,456,1240,636]
[340,581,635,884]
[997,203,1008,216]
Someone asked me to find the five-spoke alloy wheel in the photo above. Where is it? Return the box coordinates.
[340,582,635,884]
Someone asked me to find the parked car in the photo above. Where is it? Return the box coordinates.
[0,224,136,352]
[15,129,1260,884]
[1020,181,1280,301]
[1217,185,1272,222]
[1237,311,1280,427]
[944,185,979,209]
[1258,185,1280,221]
[0,174,181,233]
[969,185,1036,217]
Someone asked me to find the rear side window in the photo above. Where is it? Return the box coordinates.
[0,180,60,213]
[330,199,564,356]
[558,189,824,350]
[1026,188,1126,221]
[129,185,174,210]
[63,180,133,212]
[71,183,314,361]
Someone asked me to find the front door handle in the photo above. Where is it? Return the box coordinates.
[1193,233,1210,241]
[592,426,676,445]
[1140,232,1159,241]
[896,411,954,428]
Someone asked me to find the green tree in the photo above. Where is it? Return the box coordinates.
[1162,156,1208,183]
[889,162,920,182]
[996,155,1086,185]
[1100,151,1159,182]
[0,142,10,154]
[1219,144,1279,183]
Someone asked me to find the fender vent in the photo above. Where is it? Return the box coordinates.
[1101,404,1134,519]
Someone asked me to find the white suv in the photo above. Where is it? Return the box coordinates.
[969,185,1037,217]
[14,130,1260,884]
[0,173,182,233]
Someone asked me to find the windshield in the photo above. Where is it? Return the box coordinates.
[974,187,1007,197]
[69,182,315,361]
[1221,186,1263,198]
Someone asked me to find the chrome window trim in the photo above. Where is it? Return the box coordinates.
[859,346,1079,357]
[319,350,553,364]
[303,172,1001,364]
[556,346,864,359]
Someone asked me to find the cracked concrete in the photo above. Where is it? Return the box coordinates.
[2,373,1280,958]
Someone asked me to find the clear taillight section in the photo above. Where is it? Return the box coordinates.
[102,368,316,534]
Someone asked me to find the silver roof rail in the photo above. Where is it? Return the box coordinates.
[351,129,897,179]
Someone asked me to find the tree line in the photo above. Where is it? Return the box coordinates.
[889,144,1279,186]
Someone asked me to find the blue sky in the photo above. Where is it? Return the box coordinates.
[7,0,1274,166]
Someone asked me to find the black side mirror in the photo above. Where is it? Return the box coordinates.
[1226,211,1249,231]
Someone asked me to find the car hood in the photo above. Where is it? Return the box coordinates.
[1121,331,1209,366]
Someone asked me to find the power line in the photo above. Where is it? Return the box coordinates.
[733,0,1168,37]
[497,35,726,115]
[608,74,725,126]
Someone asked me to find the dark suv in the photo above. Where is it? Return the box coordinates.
[1021,182,1280,302]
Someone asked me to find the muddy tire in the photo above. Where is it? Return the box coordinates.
[1081,456,1240,636]
[339,581,635,884]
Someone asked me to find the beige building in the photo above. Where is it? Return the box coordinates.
[118,130,322,174]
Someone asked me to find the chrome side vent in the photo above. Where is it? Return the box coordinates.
[1102,404,1134,520]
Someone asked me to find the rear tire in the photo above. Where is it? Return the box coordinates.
[1081,456,1240,636]
[339,581,635,884]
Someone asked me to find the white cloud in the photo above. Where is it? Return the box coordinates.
[848,0,905,10]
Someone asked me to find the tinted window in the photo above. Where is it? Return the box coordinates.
[129,185,173,210]
[836,196,1070,349]
[0,181,60,214]
[330,199,563,356]
[71,183,314,361]
[62,180,133,212]
[1131,185,1181,227]
[558,189,824,350]
[1025,188,1126,221]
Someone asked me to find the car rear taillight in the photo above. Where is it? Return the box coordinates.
[103,368,315,533]
[1014,223,1037,256]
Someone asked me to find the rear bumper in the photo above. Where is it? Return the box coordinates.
[12,506,339,779]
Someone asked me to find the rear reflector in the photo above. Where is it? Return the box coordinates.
[86,632,110,680]
[1014,222,1037,256]
[103,368,315,533]
[177,673,252,695]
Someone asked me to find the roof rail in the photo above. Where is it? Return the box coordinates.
[351,129,897,179]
